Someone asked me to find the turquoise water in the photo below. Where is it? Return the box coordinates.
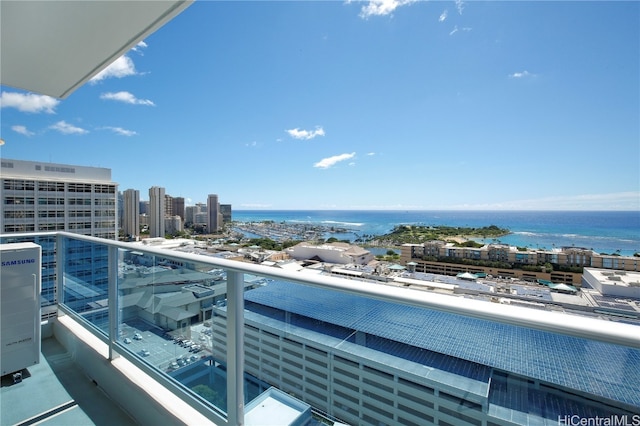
[232,210,640,256]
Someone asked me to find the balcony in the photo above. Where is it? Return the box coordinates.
[2,231,640,425]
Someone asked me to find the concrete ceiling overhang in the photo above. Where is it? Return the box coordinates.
[1,0,193,99]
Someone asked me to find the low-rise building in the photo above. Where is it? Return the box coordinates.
[401,242,639,285]
[286,242,374,265]
[583,268,640,299]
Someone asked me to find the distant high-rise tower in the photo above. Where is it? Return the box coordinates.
[149,186,166,238]
[220,204,232,224]
[207,194,221,233]
[164,194,174,217]
[173,197,185,221]
[123,189,140,240]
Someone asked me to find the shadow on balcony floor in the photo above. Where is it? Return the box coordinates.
[1,337,138,426]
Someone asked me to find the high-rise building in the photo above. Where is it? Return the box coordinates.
[149,186,165,238]
[165,215,183,235]
[173,197,185,221]
[207,194,221,233]
[0,158,117,239]
[123,189,140,240]
[117,191,124,229]
[164,194,174,217]
[0,158,117,311]
[220,203,232,224]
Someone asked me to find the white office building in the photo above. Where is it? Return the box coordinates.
[0,158,117,239]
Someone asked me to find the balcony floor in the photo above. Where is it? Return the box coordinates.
[1,337,137,426]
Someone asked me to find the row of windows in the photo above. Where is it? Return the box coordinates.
[95,184,116,194]
[3,180,114,193]
[3,224,36,232]
[38,198,65,205]
[4,213,114,222]
[2,223,117,233]
[38,182,65,191]
[39,211,66,218]
[4,211,36,219]
[69,211,92,218]
[5,197,115,206]
[3,179,35,190]
[68,183,93,192]
[38,223,66,231]
[4,196,35,205]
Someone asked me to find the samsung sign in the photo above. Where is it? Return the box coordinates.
[1,258,36,267]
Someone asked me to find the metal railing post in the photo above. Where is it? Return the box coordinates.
[226,270,245,425]
[108,245,119,360]
[55,234,65,309]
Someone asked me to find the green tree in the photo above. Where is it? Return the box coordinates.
[192,384,218,404]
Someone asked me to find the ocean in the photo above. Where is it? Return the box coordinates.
[232,210,640,256]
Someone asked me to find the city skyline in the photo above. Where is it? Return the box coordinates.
[1,1,638,211]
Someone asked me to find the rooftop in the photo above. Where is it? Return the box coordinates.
[244,279,640,410]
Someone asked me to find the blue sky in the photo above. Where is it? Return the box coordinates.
[1,0,638,210]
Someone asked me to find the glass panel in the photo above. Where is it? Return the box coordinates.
[116,249,229,415]
[60,236,109,332]
[236,278,640,425]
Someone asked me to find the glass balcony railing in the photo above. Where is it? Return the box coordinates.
[2,231,640,425]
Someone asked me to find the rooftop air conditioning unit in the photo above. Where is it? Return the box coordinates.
[1,242,42,376]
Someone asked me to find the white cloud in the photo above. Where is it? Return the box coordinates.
[100,91,155,106]
[11,125,35,136]
[286,126,325,140]
[90,55,138,83]
[449,26,472,36]
[366,152,376,156]
[455,0,465,15]
[0,91,59,113]
[105,126,137,136]
[131,40,148,54]
[314,152,356,169]
[439,9,448,22]
[49,121,88,135]
[358,0,416,19]
[509,70,536,79]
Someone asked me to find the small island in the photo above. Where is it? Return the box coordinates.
[370,225,510,247]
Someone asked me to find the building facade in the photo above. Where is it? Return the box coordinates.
[220,203,232,224]
[165,215,183,236]
[401,242,639,285]
[210,280,639,425]
[172,197,185,222]
[149,186,165,238]
[0,158,117,312]
[122,189,140,240]
[207,194,221,233]
[1,158,117,239]
[286,242,375,265]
